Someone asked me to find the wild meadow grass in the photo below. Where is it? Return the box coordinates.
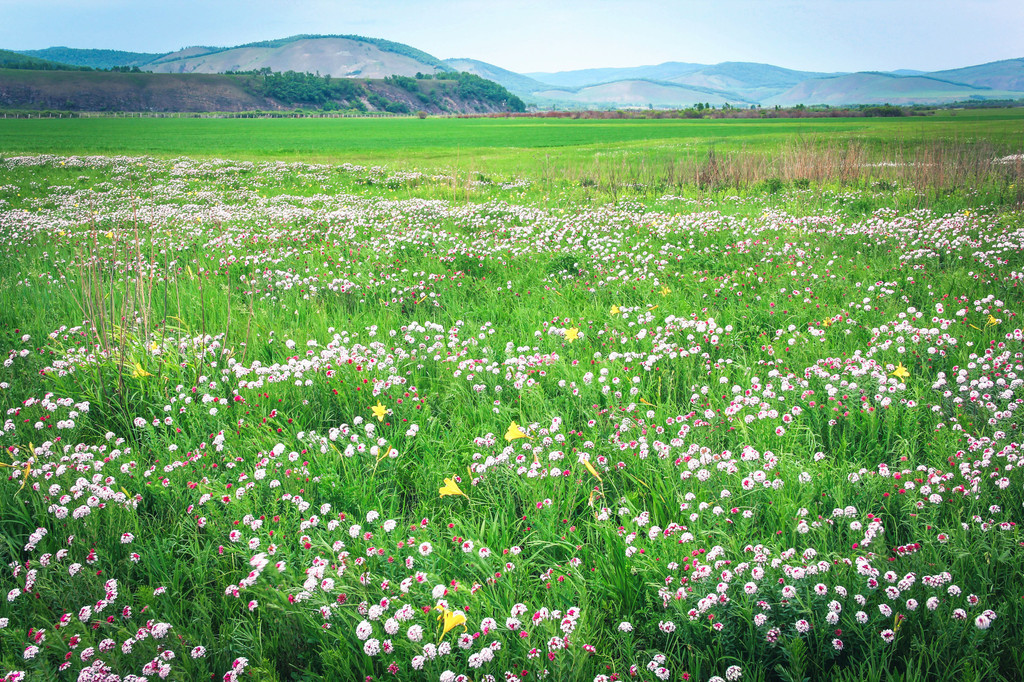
[0,148,1023,681]
[0,110,1022,201]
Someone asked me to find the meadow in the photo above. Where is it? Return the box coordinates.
[0,110,1022,193]
[0,115,1023,682]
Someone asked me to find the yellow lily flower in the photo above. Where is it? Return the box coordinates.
[610,304,620,315]
[583,459,602,482]
[565,327,580,342]
[986,315,999,327]
[439,477,467,498]
[131,362,152,379]
[659,285,671,297]
[639,397,655,407]
[371,401,388,422]
[0,443,35,493]
[435,606,467,640]
[505,421,531,441]
[821,317,833,328]
[890,362,910,380]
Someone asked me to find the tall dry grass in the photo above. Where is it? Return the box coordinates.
[565,139,1024,203]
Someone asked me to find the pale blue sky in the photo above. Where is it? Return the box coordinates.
[3,0,1022,74]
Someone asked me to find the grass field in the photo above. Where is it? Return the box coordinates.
[1,109,1022,178]
[0,116,1023,681]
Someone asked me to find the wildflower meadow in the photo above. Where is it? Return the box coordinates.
[0,149,1023,682]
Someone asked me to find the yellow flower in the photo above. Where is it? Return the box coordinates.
[131,362,152,379]
[821,317,833,328]
[20,443,34,492]
[435,606,467,640]
[565,327,580,342]
[149,341,160,352]
[0,443,34,493]
[104,231,113,239]
[610,304,620,315]
[986,315,999,327]
[504,421,531,441]
[639,397,655,407]
[439,477,467,498]
[659,285,671,297]
[890,362,910,380]
[583,458,602,482]
[371,401,388,422]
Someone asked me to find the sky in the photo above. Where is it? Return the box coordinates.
[3,0,1023,74]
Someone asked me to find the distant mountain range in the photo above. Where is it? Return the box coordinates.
[13,35,1024,108]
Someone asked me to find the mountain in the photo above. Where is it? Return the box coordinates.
[526,62,706,88]
[533,79,753,108]
[668,62,834,101]
[7,35,1024,109]
[442,58,549,97]
[147,35,449,79]
[463,56,1024,108]
[925,58,1024,93]
[17,47,160,69]
[0,49,90,71]
[765,72,1021,106]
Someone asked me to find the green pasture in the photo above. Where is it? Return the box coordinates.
[0,109,1021,178]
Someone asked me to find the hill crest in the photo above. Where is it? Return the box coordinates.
[7,36,1024,108]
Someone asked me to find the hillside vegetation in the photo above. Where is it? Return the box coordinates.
[17,47,161,69]
[0,49,90,72]
[0,68,526,114]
